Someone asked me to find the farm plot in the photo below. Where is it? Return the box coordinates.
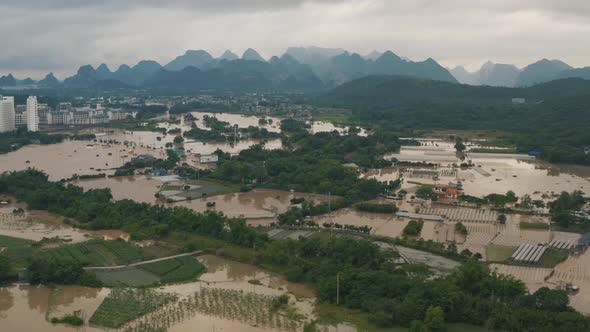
[139,256,205,283]
[89,288,177,328]
[0,234,34,267]
[123,288,303,332]
[93,268,162,287]
[44,239,154,266]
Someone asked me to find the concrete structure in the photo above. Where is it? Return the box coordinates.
[199,153,219,163]
[512,98,526,104]
[0,96,15,132]
[107,109,137,121]
[26,96,39,132]
[14,111,27,127]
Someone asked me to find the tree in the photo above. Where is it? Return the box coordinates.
[424,306,445,331]
[0,255,13,282]
[498,214,507,224]
[520,194,533,209]
[454,137,466,153]
[530,287,570,312]
[173,135,184,144]
[416,185,435,200]
[410,320,428,332]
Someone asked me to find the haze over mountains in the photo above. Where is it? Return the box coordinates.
[1,47,589,92]
[450,59,590,87]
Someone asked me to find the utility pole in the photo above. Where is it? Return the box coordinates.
[336,272,340,305]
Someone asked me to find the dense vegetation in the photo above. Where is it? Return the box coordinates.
[2,169,590,330]
[0,169,263,245]
[319,76,590,165]
[209,128,400,203]
[550,191,588,229]
[263,236,590,331]
[355,202,398,214]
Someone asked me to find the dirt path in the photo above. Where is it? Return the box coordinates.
[83,250,203,271]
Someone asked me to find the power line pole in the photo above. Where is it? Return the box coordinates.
[336,272,340,305]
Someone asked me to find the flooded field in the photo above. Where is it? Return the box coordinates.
[0,286,109,332]
[74,176,164,203]
[73,176,329,219]
[460,157,590,198]
[309,121,368,136]
[191,112,282,133]
[386,140,590,199]
[311,208,446,241]
[91,128,283,155]
[174,189,329,219]
[0,140,155,180]
[0,255,315,332]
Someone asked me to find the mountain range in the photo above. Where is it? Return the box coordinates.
[450,59,589,87]
[1,47,589,92]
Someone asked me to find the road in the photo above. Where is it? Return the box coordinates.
[83,250,203,271]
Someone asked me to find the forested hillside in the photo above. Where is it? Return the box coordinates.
[319,76,590,165]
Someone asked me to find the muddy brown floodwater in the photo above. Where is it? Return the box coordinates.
[75,176,330,219]
[0,286,109,332]
[174,189,330,219]
[0,140,156,181]
[0,255,316,332]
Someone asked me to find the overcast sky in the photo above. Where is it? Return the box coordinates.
[1,0,589,79]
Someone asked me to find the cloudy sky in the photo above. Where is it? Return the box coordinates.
[1,0,589,79]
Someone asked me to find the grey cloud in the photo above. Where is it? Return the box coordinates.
[0,0,589,77]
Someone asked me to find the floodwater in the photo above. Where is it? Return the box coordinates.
[386,140,590,199]
[0,140,155,181]
[162,255,314,299]
[192,112,282,133]
[0,202,129,243]
[74,176,164,203]
[0,210,89,243]
[75,176,329,219]
[174,189,329,219]
[460,157,590,198]
[0,255,315,332]
[93,128,283,155]
[361,168,400,182]
[309,121,368,137]
[0,286,109,332]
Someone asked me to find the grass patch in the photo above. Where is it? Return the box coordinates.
[0,235,34,268]
[139,256,205,283]
[486,245,517,262]
[93,268,162,287]
[167,232,257,263]
[312,108,353,125]
[315,302,491,332]
[520,222,550,230]
[538,247,569,268]
[89,288,177,328]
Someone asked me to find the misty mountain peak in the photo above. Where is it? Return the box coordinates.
[220,50,239,61]
[242,48,266,62]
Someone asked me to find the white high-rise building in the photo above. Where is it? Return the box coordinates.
[0,96,15,133]
[26,96,39,132]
